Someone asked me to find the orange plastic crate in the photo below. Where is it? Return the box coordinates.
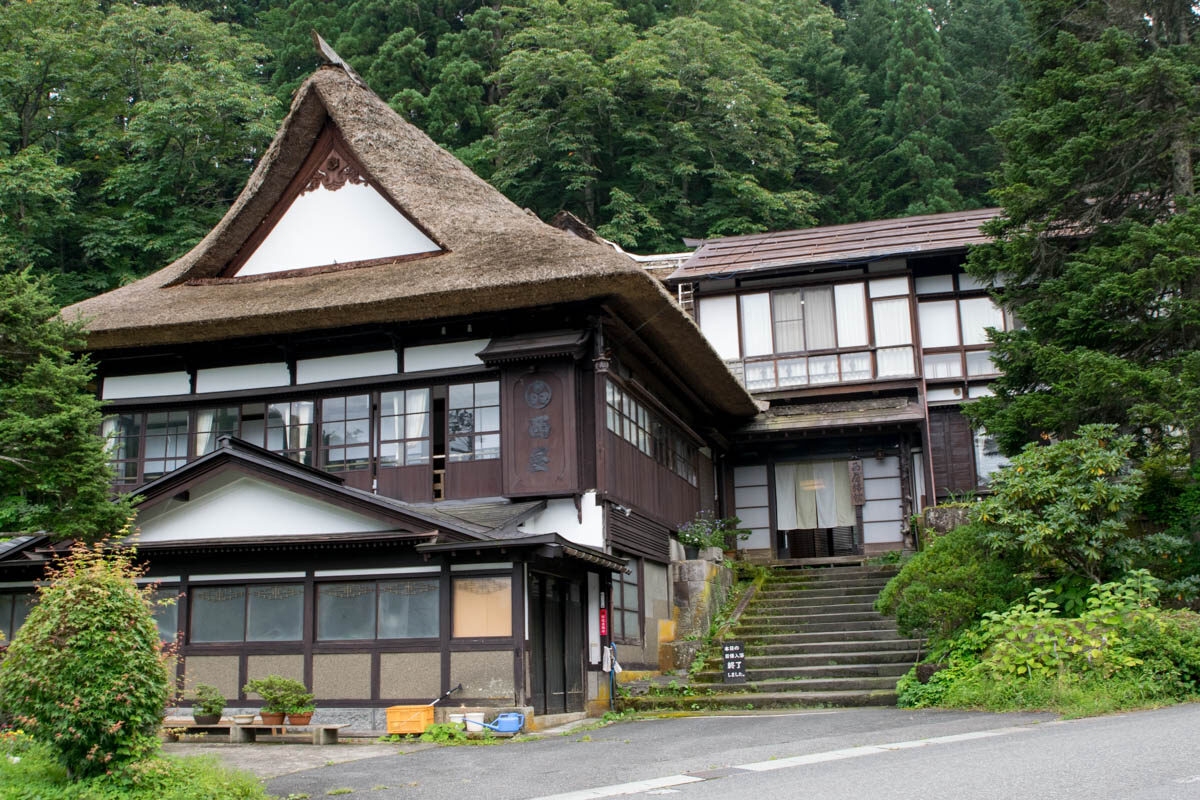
[386,705,434,735]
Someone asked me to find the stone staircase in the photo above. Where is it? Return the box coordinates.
[625,565,921,710]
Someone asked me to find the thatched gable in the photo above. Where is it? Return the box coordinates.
[62,60,757,418]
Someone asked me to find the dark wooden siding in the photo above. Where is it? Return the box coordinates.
[607,505,671,563]
[604,432,701,533]
[928,407,976,497]
[698,451,715,514]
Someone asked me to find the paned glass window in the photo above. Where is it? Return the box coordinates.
[142,410,189,479]
[452,576,512,637]
[739,293,773,356]
[267,400,315,465]
[189,583,303,643]
[0,592,36,643]
[611,557,641,644]
[448,381,500,462]
[150,588,179,643]
[974,428,1009,488]
[379,388,432,467]
[194,406,239,455]
[321,394,371,471]
[102,414,142,485]
[318,579,440,640]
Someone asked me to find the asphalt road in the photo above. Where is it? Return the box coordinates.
[266,704,1200,799]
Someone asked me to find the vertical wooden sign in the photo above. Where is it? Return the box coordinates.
[848,459,865,506]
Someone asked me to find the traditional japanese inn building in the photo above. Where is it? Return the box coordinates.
[0,43,1011,725]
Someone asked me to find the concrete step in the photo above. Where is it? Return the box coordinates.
[694,675,902,694]
[743,629,912,648]
[747,601,879,615]
[740,610,889,626]
[623,689,897,710]
[703,649,922,671]
[761,578,894,593]
[766,569,898,584]
[750,638,923,656]
[737,619,901,636]
[754,589,883,605]
[695,661,914,683]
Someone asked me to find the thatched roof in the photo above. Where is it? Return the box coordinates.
[62,61,756,418]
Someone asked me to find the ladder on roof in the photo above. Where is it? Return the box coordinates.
[676,282,696,315]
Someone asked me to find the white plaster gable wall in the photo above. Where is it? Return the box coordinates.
[516,490,603,549]
[134,474,395,543]
[235,181,439,276]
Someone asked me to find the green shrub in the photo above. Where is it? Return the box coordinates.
[875,522,1029,648]
[676,512,750,550]
[972,424,1144,583]
[0,542,172,779]
[242,675,313,715]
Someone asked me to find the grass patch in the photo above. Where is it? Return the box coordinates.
[936,672,1197,718]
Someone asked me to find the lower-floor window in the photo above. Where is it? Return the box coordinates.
[775,460,856,529]
[317,579,440,640]
[451,576,512,637]
[190,583,304,642]
[150,588,180,642]
[0,592,36,642]
[610,556,641,644]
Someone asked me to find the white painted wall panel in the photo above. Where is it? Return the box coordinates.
[195,363,290,393]
[135,475,394,543]
[737,507,769,529]
[743,529,772,549]
[235,181,439,276]
[518,490,604,548]
[863,498,903,523]
[862,455,900,479]
[863,520,904,543]
[102,371,191,399]
[928,387,964,402]
[296,350,397,384]
[734,486,768,508]
[402,339,489,372]
[863,476,902,501]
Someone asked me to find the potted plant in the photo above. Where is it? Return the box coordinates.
[192,684,225,725]
[676,512,751,559]
[244,675,311,726]
[284,683,316,726]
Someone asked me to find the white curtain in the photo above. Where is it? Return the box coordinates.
[740,293,773,356]
[872,298,912,346]
[918,300,960,347]
[804,287,836,350]
[876,346,915,377]
[405,388,430,439]
[782,460,856,530]
[959,297,1005,345]
[773,290,805,353]
[698,296,740,361]
[194,409,216,456]
[834,283,868,347]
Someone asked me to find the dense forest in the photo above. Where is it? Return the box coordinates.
[0,0,1028,303]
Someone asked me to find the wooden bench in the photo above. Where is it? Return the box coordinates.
[162,719,350,745]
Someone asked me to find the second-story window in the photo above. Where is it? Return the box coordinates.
[917,281,1008,379]
[321,394,371,471]
[448,381,500,461]
[267,400,316,465]
[143,410,189,480]
[379,388,432,466]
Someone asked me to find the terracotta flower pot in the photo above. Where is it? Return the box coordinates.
[287,713,313,725]
[193,713,221,725]
[260,712,286,725]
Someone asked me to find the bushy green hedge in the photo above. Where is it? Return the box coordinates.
[897,572,1200,715]
[0,732,266,799]
[875,522,1030,648]
[0,543,171,778]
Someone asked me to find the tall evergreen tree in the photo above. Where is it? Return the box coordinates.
[0,271,133,539]
[965,0,1200,462]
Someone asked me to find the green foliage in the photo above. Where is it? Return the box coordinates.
[876,523,1030,646]
[899,572,1200,714]
[0,732,268,798]
[417,722,502,745]
[676,512,750,550]
[0,0,279,302]
[0,270,133,539]
[965,0,1200,463]
[242,675,313,715]
[191,685,225,717]
[972,424,1144,583]
[0,543,172,779]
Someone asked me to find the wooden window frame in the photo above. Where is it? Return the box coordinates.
[187,581,306,645]
[917,274,1008,384]
[446,380,501,463]
[315,578,442,643]
[610,554,643,646]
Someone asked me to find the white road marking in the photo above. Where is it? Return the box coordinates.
[529,724,1038,800]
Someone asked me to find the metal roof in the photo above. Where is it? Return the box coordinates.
[669,208,1000,281]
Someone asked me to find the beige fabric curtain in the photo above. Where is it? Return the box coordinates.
[780,460,855,529]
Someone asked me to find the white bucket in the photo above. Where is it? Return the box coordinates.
[463,712,486,733]
[448,713,466,727]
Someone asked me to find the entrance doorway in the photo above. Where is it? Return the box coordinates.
[529,573,584,715]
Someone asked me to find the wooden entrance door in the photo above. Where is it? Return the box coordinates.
[529,573,585,715]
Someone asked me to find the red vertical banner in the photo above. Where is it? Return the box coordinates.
[599,608,608,637]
